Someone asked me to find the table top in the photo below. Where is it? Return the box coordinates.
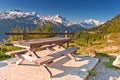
[11,37,71,48]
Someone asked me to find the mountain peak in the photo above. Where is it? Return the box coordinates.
[78,19,105,28]
[45,14,70,25]
[54,14,61,18]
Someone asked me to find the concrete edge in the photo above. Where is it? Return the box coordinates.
[85,58,100,80]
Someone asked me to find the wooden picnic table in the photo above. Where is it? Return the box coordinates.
[6,37,78,77]
[10,37,71,61]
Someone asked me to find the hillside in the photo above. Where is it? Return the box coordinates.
[74,14,120,53]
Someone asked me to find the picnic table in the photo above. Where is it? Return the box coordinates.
[6,37,78,77]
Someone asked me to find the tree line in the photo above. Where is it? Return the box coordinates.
[6,23,54,42]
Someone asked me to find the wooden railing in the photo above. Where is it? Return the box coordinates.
[5,31,75,40]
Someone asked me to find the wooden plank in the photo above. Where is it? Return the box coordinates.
[34,56,54,65]
[6,49,28,56]
[13,44,30,49]
[48,46,78,58]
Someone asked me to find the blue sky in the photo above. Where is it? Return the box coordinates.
[0,0,120,23]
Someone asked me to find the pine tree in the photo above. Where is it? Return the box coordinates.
[8,26,23,41]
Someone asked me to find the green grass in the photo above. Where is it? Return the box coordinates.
[0,44,22,61]
[103,62,113,68]
[0,52,11,60]
[89,70,96,76]
[109,57,116,62]
[103,57,116,68]
[96,53,110,58]
[95,52,116,68]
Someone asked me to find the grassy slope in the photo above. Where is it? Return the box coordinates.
[73,14,120,54]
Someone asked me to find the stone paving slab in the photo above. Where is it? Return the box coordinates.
[0,55,99,80]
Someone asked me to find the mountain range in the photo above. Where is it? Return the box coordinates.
[0,10,104,41]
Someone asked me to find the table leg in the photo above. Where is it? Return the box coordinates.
[43,64,52,78]
[15,54,25,65]
[68,53,76,61]
[16,58,24,65]
[16,54,38,65]
[28,50,40,58]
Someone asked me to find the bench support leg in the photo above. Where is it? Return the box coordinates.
[43,65,52,78]
[68,53,76,61]
[15,54,25,65]
[16,54,38,65]
[28,50,40,58]
[16,58,24,65]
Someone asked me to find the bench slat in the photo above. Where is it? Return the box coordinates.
[6,49,28,56]
[34,46,78,65]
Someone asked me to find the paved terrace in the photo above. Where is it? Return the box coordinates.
[0,54,99,80]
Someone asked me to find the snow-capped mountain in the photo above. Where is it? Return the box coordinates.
[78,19,104,28]
[0,10,105,41]
[0,10,70,26]
[0,10,104,28]
[45,14,70,26]
[0,10,41,20]
[0,10,45,24]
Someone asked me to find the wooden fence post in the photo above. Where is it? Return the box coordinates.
[23,30,26,40]
[65,31,69,48]
[65,31,69,38]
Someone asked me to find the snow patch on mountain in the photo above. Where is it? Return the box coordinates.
[78,19,105,28]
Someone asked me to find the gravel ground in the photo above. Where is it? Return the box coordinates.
[87,56,120,80]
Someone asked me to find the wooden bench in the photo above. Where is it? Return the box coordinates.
[6,49,29,65]
[33,46,79,77]
[6,49,28,56]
